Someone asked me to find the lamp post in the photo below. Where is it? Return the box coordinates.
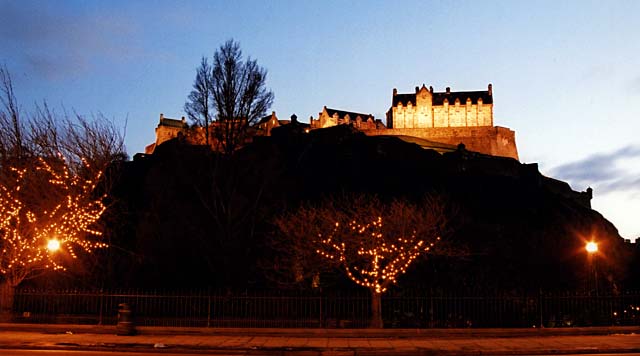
[586,241,598,295]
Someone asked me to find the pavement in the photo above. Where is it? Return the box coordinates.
[0,323,639,355]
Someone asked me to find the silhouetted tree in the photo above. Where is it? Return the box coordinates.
[210,39,273,154]
[0,65,23,161]
[184,57,213,146]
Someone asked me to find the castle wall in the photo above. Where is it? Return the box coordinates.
[155,126,184,146]
[393,101,493,129]
[312,108,377,130]
[363,126,518,160]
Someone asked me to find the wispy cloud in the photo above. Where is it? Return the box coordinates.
[550,145,640,195]
[0,2,140,79]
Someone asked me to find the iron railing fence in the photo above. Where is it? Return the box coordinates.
[4,288,640,328]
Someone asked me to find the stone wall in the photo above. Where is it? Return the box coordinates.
[393,100,493,128]
[155,126,184,146]
[363,126,518,160]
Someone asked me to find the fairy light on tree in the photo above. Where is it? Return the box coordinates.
[0,66,124,321]
[317,218,441,295]
[275,194,448,328]
[0,157,108,319]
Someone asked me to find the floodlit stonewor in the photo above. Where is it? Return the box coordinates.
[145,83,518,160]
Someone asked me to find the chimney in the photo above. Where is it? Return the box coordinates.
[446,87,451,94]
[159,113,164,123]
[488,83,493,95]
[429,86,433,93]
[181,116,186,123]
[415,86,420,93]
[291,114,298,123]
[392,88,397,96]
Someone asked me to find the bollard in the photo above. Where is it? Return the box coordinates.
[116,303,136,336]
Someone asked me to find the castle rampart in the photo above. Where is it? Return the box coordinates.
[363,126,518,160]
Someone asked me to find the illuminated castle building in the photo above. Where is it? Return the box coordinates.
[145,112,299,154]
[145,114,190,154]
[387,84,494,129]
[370,83,518,160]
[310,106,384,130]
[145,83,518,160]
[317,83,518,160]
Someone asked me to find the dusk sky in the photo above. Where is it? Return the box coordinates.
[1,0,639,241]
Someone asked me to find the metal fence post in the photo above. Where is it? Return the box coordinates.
[98,289,104,325]
[319,291,323,328]
[429,288,434,328]
[538,289,543,328]
[207,290,211,328]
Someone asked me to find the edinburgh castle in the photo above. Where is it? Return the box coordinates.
[146,83,518,160]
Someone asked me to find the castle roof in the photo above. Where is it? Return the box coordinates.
[159,117,188,128]
[325,107,374,121]
[257,112,278,126]
[392,90,493,107]
[392,94,416,107]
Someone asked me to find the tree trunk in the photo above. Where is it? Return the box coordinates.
[0,282,15,322]
[370,290,383,328]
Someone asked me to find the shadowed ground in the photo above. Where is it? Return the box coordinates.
[1,324,639,355]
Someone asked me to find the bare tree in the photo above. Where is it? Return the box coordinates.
[26,104,126,175]
[274,194,449,328]
[269,203,336,288]
[0,67,126,320]
[184,57,213,146]
[209,39,274,154]
[0,158,107,319]
[0,65,23,161]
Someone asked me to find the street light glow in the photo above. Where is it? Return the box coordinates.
[47,238,61,252]
[586,241,598,253]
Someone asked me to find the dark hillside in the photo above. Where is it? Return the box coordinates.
[98,126,633,291]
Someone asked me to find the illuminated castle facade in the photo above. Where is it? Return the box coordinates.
[310,106,383,130]
[387,84,494,129]
[365,83,518,160]
[145,83,518,160]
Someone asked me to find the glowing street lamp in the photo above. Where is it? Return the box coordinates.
[586,241,598,253]
[47,238,61,252]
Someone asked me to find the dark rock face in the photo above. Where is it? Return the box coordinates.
[101,126,633,291]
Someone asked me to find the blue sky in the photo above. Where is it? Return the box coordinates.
[1,0,639,240]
